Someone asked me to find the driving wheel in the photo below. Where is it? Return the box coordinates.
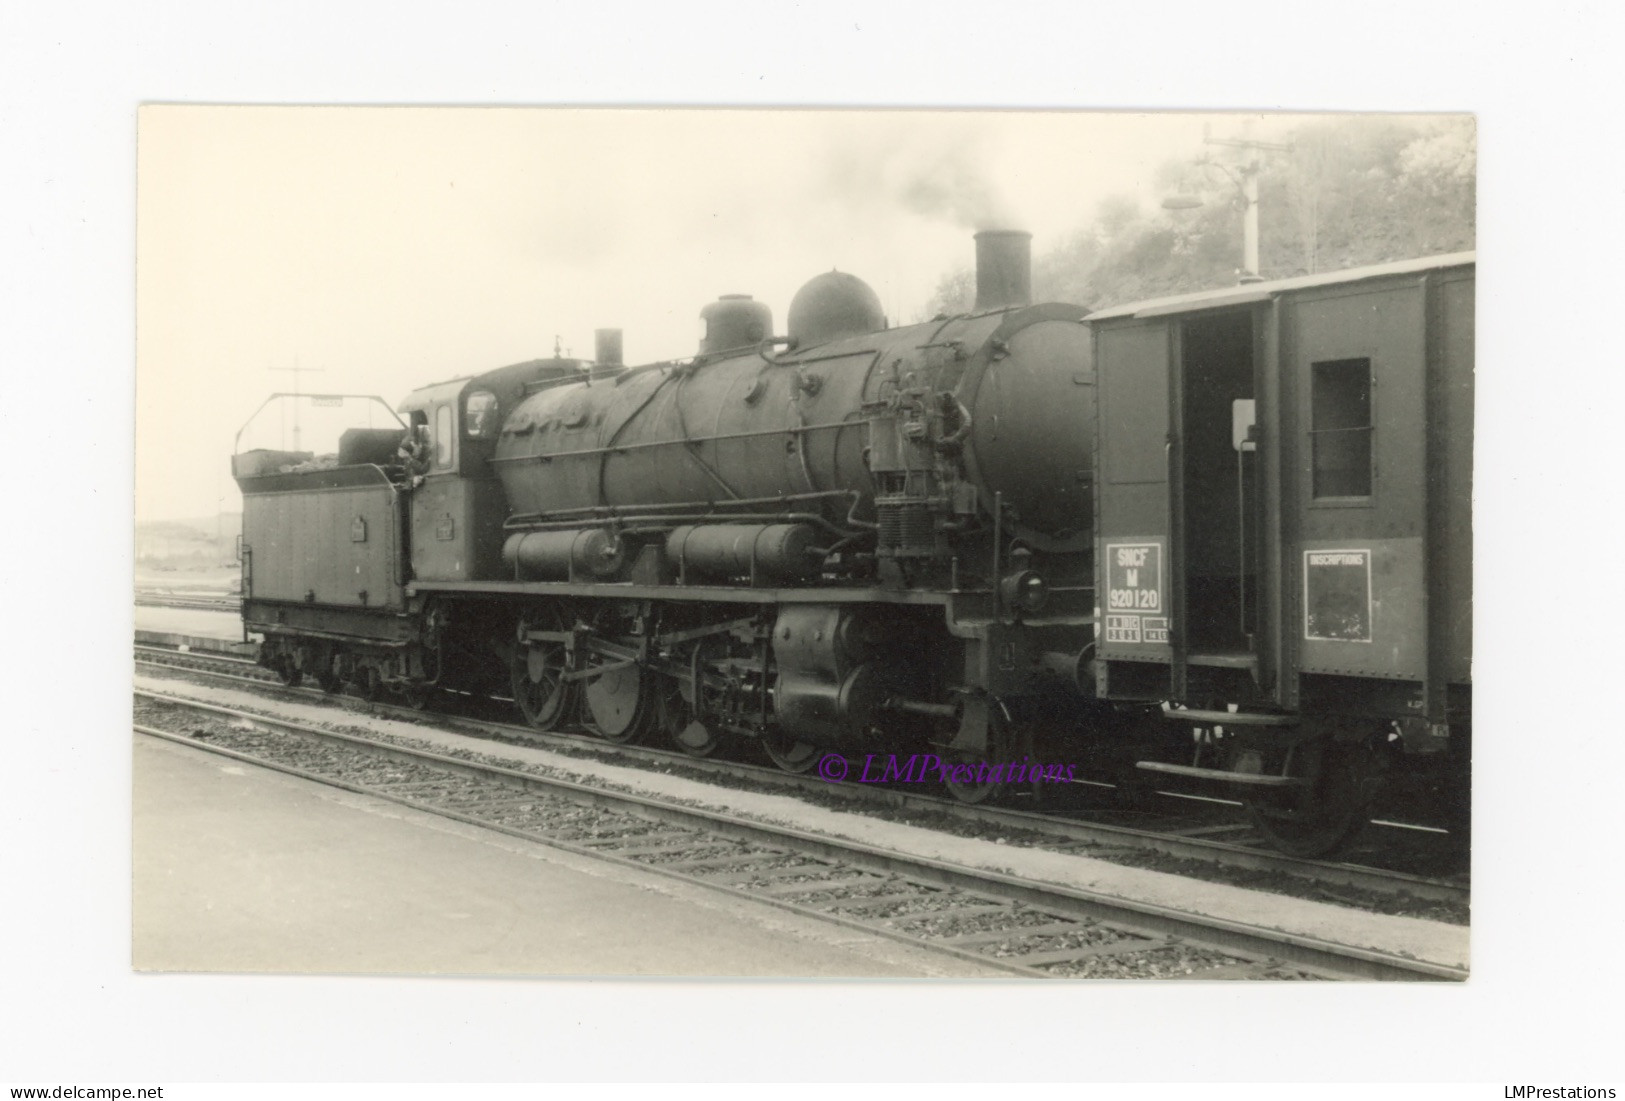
[511,610,578,731]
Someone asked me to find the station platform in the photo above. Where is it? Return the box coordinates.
[133,735,1005,978]
[133,605,252,651]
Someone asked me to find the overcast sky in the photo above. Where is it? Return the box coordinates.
[135,107,1342,521]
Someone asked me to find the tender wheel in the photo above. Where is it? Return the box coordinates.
[274,657,302,688]
[762,733,821,774]
[317,666,344,695]
[401,682,434,711]
[1245,735,1382,858]
[511,612,578,731]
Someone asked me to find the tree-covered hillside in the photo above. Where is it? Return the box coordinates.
[929,115,1475,315]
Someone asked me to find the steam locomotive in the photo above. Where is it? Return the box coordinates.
[233,231,1473,856]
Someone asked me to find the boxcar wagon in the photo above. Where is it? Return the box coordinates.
[1088,253,1473,853]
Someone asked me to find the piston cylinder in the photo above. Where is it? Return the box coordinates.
[502,528,626,581]
[666,523,820,584]
[772,606,886,749]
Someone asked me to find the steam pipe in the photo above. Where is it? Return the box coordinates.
[885,696,960,720]
[505,490,861,527]
[504,509,867,541]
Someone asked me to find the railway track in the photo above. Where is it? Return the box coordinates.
[135,593,241,612]
[134,687,1463,980]
[135,638,1469,920]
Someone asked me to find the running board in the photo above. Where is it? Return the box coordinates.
[1160,705,1297,726]
[1135,761,1305,788]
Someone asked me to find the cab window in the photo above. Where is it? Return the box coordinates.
[465,390,499,439]
[434,404,454,469]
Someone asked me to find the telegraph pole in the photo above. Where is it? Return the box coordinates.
[1202,123,1293,284]
[269,362,325,451]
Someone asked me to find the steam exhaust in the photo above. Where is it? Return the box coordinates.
[973,229,1033,311]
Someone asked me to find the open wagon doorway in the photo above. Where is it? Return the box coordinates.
[1176,310,1260,662]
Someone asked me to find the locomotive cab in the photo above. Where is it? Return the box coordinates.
[397,357,589,582]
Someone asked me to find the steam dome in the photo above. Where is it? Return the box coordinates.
[787,270,885,349]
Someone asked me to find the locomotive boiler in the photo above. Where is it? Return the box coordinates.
[493,231,1093,563]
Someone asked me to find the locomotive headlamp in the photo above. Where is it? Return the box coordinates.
[999,569,1049,614]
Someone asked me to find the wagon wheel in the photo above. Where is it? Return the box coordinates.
[1244,733,1382,858]
[581,654,658,744]
[274,656,302,688]
[761,732,821,773]
[316,657,344,695]
[511,610,578,731]
[357,666,383,703]
[1444,723,1471,855]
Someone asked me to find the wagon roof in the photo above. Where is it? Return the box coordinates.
[1084,250,1475,322]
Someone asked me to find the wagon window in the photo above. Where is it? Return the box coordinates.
[1310,358,1372,498]
[434,404,454,469]
[465,390,499,439]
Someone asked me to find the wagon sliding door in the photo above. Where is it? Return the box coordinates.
[1093,320,1174,698]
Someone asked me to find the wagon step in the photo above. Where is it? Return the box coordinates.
[1160,705,1298,726]
[1134,761,1305,788]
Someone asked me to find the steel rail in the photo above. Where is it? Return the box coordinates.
[133,646,1469,902]
[135,687,1463,981]
[133,642,1468,907]
[135,719,1058,978]
[135,595,241,611]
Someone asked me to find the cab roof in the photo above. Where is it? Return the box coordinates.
[396,357,590,416]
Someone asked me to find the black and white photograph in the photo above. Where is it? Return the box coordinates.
[10,2,1625,1090]
[131,106,1475,982]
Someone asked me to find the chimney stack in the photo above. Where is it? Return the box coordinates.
[973,230,1033,311]
[594,328,624,369]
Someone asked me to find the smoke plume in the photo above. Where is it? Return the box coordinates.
[815,124,1016,231]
